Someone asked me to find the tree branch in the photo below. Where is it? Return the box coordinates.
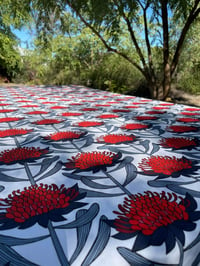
[65,0,148,78]
[115,0,148,72]
[171,0,200,75]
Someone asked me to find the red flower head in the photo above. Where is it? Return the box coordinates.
[0,129,33,138]
[73,121,104,127]
[50,106,67,109]
[21,105,39,108]
[0,147,49,165]
[43,131,86,141]
[135,115,158,121]
[0,109,18,113]
[81,108,99,111]
[160,137,198,150]
[0,183,86,229]
[121,123,149,130]
[138,155,197,177]
[97,114,119,119]
[61,112,83,117]
[167,125,199,133]
[180,112,200,116]
[176,117,199,123]
[32,119,64,125]
[185,108,200,111]
[146,110,166,115]
[64,151,122,173]
[112,109,130,113]
[97,134,136,144]
[0,117,24,123]
[26,111,49,115]
[0,104,11,106]
[108,191,200,253]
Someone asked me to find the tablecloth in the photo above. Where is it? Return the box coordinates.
[0,85,200,266]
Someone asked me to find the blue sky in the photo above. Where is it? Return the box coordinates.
[13,28,35,49]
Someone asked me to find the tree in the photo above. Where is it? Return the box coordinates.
[30,0,200,99]
[0,0,31,79]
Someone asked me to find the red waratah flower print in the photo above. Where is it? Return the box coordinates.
[26,111,49,115]
[167,125,199,133]
[0,117,24,123]
[81,108,99,111]
[0,109,17,113]
[74,121,104,127]
[112,109,130,113]
[160,137,198,150]
[21,105,39,108]
[135,116,158,121]
[44,131,86,141]
[0,103,11,106]
[185,108,200,111]
[146,110,166,114]
[121,123,149,130]
[153,106,169,110]
[181,112,200,116]
[97,134,136,144]
[176,117,199,123]
[0,147,49,165]
[50,106,67,109]
[42,101,57,104]
[108,191,200,253]
[64,151,122,173]
[32,119,64,125]
[0,183,86,229]
[98,114,119,119]
[61,112,83,117]
[0,129,33,138]
[138,155,197,177]
[95,104,111,107]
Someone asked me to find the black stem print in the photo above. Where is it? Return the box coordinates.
[103,170,131,196]
[48,221,70,266]
[177,238,184,266]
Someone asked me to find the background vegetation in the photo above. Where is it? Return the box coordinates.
[1,1,200,98]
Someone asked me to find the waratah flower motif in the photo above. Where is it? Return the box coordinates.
[138,155,197,177]
[108,191,200,253]
[97,134,136,144]
[98,114,119,119]
[0,117,24,123]
[121,123,149,130]
[64,151,122,173]
[0,129,33,138]
[135,116,158,121]
[176,118,199,123]
[0,147,50,165]
[61,112,83,117]
[73,121,104,127]
[43,131,86,141]
[160,137,199,150]
[32,119,64,125]
[167,125,199,133]
[0,183,86,229]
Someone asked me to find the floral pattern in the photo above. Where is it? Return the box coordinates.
[108,191,200,253]
[0,84,199,266]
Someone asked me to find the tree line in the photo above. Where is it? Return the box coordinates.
[1,0,200,99]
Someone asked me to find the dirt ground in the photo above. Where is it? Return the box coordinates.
[0,83,200,107]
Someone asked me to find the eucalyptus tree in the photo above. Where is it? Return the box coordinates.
[30,0,200,99]
[0,0,31,78]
